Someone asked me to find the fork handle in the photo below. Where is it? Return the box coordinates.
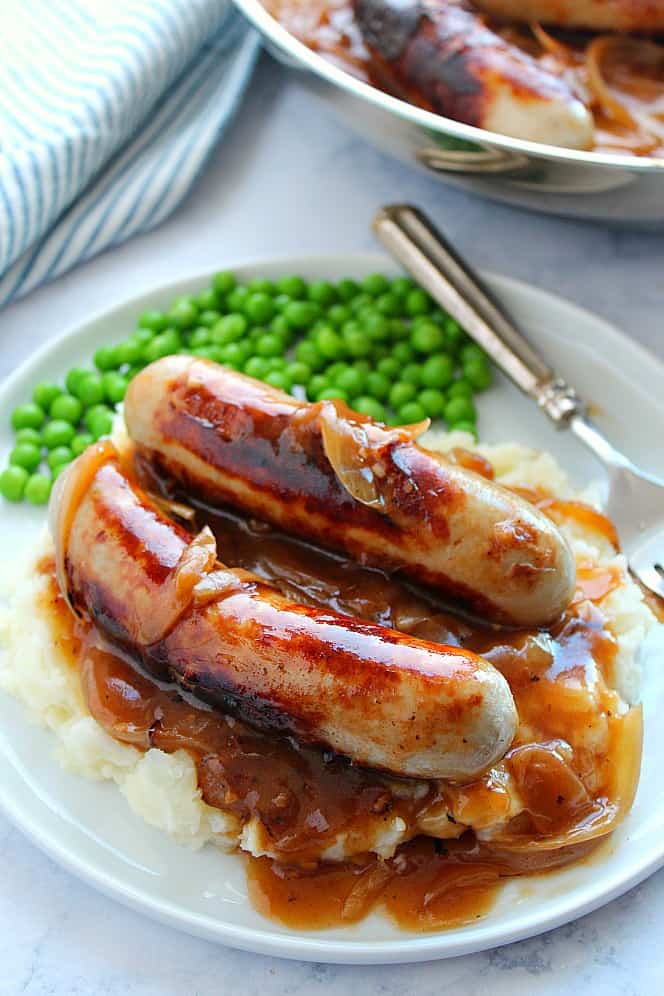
[373,205,586,426]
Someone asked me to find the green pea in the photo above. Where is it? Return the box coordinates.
[84,404,113,432]
[398,401,427,424]
[351,396,386,422]
[0,465,29,502]
[33,382,63,410]
[405,288,432,316]
[168,297,199,330]
[245,292,275,324]
[103,372,128,404]
[222,342,252,367]
[354,360,371,376]
[444,397,477,425]
[376,293,402,318]
[227,286,250,312]
[273,294,291,314]
[401,364,422,386]
[264,370,293,392]
[42,419,75,449]
[196,311,220,331]
[195,288,221,312]
[143,330,181,364]
[421,354,455,390]
[138,310,168,332]
[360,312,390,342]
[125,365,145,381]
[247,278,275,296]
[448,379,473,400]
[391,342,415,364]
[336,278,359,302]
[243,357,269,379]
[93,345,121,372]
[389,319,409,341]
[336,367,365,397]
[342,324,371,359]
[9,443,41,472]
[365,372,391,401]
[87,408,114,440]
[189,328,211,349]
[24,473,52,506]
[391,276,415,298]
[361,273,389,297]
[284,300,320,330]
[389,382,417,410]
[308,281,337,307]
[411,320,446,354]
[65,369,89,397]
[15,428,42,447]
[207,346,225,364]
[460,344,486,365]
[75,373,105,407]
[212,271,236,297]
[47,446,73,471]
[50,394,83,424]
[350,293,372,315]
[276,275,307,299]
[255,333,285,358]
[71,433,94,456]
[444,318,466,349]
[316,387,349,403]
[11,403,45,431]
[316,326,346,361]
[376,356,400,379]
[448,420,478,440]
[211,313,247,346]
[418,388,447,418]
[116,339,143,367]
[463,357,492,391]
[287,361,312,386]
[265,357,287,372]
[295,340,325,372]
[307,374,330,401]
[131,328,155,348]
[325,362,349,381]
[327,304,351,329]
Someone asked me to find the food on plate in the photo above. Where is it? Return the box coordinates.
[0,357,655,930]
[124,357,576,626]
[1,271,492,507]
[263,0,664,157]
[353,0,594,148]
[474,1,664,33]
[50,440,518,780]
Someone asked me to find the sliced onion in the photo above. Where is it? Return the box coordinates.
[193,566,262,606]
[531,23,577,65]
[587,35,664,147]
[136,528,219,645]
[319,402,429,510]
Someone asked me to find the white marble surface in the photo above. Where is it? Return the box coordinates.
[1,52,663,995]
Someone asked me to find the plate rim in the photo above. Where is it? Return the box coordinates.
[0,251,662,964]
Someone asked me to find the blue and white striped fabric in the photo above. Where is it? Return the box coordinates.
[0,0,260,308]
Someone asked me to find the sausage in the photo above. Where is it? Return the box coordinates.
[50,443,518,781]
[352,0,594,148]
[473,0,664,33]
[124,356,576,628]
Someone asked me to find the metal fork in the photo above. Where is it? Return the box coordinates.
[373,204,664,601]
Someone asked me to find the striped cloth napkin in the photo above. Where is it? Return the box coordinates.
[0,0,260,308]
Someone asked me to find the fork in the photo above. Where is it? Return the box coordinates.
[373,204,664,601]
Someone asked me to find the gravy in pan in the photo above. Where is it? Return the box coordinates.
[37,455,643,931]
[263,0,664,158]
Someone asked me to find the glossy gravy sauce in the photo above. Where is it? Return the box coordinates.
[39,453,643,931]
[263,0,664,158]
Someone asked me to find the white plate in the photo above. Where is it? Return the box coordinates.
[0,254,662,964]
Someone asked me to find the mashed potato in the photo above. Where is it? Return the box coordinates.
[0,429,656,861]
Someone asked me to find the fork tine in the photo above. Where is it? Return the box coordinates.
[629,533,664,601]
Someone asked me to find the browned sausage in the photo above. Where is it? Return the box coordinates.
[124,356,576,627]
[50,442,518,781]
[353,0,594,148]
[474,0,664,33]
